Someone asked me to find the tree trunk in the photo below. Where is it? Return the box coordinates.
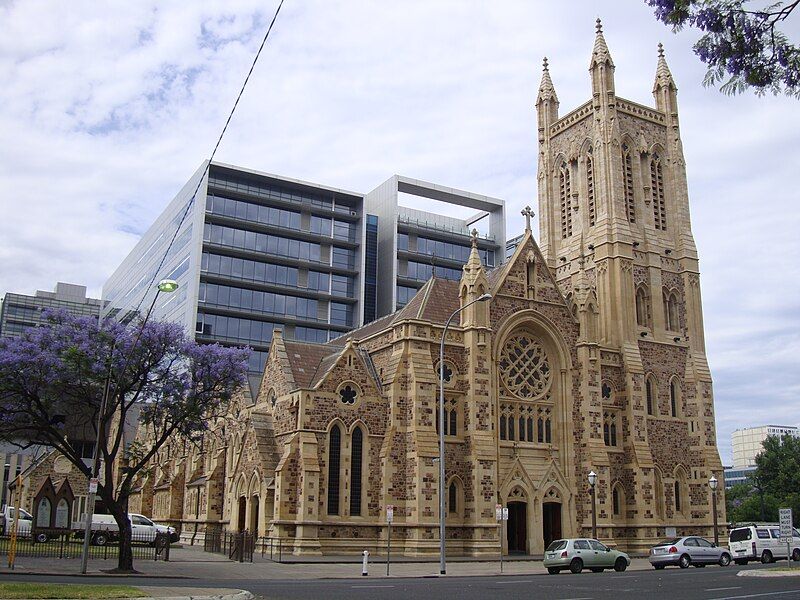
[106,500,135,573]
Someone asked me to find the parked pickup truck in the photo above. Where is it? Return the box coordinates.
[0,506,36,539]
[74,513,178,546]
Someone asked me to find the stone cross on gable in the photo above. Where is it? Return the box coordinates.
[521,206,535,232]
[471,228,479,247]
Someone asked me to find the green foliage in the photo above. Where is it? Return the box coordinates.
[726,435,800,526]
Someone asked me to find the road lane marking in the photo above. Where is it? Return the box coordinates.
[352,585,395,589]
[707,588,742,592]
[709,590,800,600]
[492,579,535,584]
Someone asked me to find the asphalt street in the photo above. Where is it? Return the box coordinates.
[4,562,800,600]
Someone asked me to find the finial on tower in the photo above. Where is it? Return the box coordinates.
[657,42,665,58]
[521,206,535,233]
[596,18,603,34]
[471,228,479,248]
[543,56,549,72]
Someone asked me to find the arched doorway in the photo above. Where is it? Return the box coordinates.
[542,502,562,548]
[237,497,247,531]
[507,501,528,554]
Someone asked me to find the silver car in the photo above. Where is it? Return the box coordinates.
[543,538,631,574]
[649,536,732,569]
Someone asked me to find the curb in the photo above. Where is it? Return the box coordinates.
[0,570,195,579]
[145,592,253,600]
[738,569,800,578]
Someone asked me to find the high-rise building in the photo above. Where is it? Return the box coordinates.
[365,175,504,315]
[102,163,506,392]
[731,425,800,468]
[0,282,102,338]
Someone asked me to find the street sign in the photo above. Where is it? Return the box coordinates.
[495,504,503,521]
[386,505,394,524]
[780,508,793,541]
[88,478,98,494]
[665,526,677,538]
[502,508,509,521]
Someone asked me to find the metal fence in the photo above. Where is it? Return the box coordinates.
[203,527,256,562]
[0,529,171,561]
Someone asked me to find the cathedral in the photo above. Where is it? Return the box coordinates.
[125,23,726,557]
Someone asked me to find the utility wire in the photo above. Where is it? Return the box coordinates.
[132,0,286,317]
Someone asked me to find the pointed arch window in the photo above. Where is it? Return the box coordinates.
[646,376,656,416]
[663,290,679,331]
[654,468,665,518]
[448,481,458,514]
[670,380,680,417]
[612,484,624,517]
[559,161,573,238]
[349,427,364,516]
[621,144,636,223]
[636,285,651,328]
[586,149,596,226]
[327,425,341,516]
[674,480,682,513]
[651,154,667,230]
[436,397,459,437]
[603,411,618,447]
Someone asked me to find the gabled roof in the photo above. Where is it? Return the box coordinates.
[282,340,341,388]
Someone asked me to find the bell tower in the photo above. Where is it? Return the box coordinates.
[535,21,724,543]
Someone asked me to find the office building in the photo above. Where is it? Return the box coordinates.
[723,465,757,489]
[731,425,800,468]
[0,282,102,339]
[366,175,504,315]
[102,163,504,392]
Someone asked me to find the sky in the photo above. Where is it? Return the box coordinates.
[1,0,798,464]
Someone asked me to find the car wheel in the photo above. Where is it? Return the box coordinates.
[679,554,691,569]
[547,567,560,575]
[591,567,604,573]
[761,550,773,564]
[734,559,748,566]
[569,558,583,574]
[93,532,108,546]
[614,557,628,572]
[719,553,731,567]
[653,564,665,570]
[792,548,800,562]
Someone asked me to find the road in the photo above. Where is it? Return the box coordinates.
[5,562,800,599]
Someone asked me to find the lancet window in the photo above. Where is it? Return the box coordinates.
[650,154,667,230]
[622,144,636,223]
[586,150,596,226]
[559,161,573,238]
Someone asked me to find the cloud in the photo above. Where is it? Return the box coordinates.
[1,0,798,463]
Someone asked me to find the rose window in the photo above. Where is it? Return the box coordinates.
[499,332,551,398]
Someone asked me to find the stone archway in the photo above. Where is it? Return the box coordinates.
[541,487,563,549]
[237,496,247,532]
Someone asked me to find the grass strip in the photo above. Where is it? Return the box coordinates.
[0,582,147,599]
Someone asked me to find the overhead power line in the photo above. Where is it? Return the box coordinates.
[132,0,286,317]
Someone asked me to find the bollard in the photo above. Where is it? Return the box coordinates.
[362,549,369,576]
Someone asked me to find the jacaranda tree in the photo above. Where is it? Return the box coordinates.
[646,0,800,97]
[0,312,249,572]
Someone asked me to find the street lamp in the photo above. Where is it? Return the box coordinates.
[709,475,719,546]
[588,470,597,540]
[438,292,491,575]
[79,278,179,574]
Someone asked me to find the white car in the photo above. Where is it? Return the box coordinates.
[76,513,177,546]
[0,506,36,539]
[728,523,800,565]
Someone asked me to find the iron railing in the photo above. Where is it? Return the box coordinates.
[0,529,171,560]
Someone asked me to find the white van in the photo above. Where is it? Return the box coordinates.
[76,513,177,546]
[728,523,800,564]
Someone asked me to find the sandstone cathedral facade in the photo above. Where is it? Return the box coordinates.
[126,24,726,557]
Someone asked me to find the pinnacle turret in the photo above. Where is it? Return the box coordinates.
[590,18,614,69]
[653,42,678,113]
[653,42,676,91]
[537,57,558,104]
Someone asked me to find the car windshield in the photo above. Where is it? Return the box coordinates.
[546,540,567,552]
[729,529,752,542]
[655,538,682,546]
[10,508,33,520]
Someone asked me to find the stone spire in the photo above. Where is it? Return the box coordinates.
[590,18,614,69]
[590,18,615,98]
[459,228,489,327]
[463,228,484,276]
[653,42,679,114]
[537,57,558,104]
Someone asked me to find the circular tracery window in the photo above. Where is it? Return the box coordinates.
[499,332,551,399]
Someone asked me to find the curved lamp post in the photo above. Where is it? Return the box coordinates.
[588,470,598,539]
[438,292,491,575]
[80,279,179,573]
[709,475,719,546]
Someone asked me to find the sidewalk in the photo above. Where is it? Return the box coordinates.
[1,545,656,580]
